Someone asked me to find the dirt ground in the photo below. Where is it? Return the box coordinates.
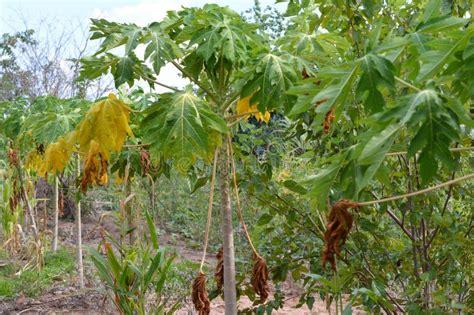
[0,214,364,314]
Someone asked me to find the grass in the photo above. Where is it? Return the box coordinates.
[0,248,75,298]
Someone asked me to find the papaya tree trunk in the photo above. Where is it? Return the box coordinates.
[75,156,84,288]
[52,175,59,252]
[218,148,237,314]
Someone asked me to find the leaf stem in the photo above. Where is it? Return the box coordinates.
[395,76,421,92]
[170,60,219,104]
[385,146,474,156]
[223,91,241,112]
[358,173,474,206]
[227,133,260,257]
[199,149,219,272]
[144,77,181,92]
[225,110,260,120]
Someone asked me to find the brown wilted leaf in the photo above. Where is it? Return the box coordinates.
[192,272,210,315]
[59,190,65,217]
[215,247,224,292]
[323,108,335,134]
[251,254,270,303]
[81,140,108,192]
[7,148,19,167]
[322,199,359,271]
[139,147,151,176]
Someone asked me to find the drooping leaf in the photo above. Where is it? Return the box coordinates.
[81,139,108,192]
[417,31,472,81]
[417,16,468,34]
[143,23,182,74]
[40,132,76,176]
[236,95,271,123]
[76,93,133,160]
[305,153,346,207]
[356,53,395,112]
[112,54,137,88]
[75,94,133,190]
[288,62,359,118]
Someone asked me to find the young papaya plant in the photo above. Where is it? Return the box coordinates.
[79,4,301,313]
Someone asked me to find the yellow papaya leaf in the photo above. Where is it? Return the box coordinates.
[25,151,44,174]
[81,140,108,192]
[40,132,76,176]
[114,170,124,185]
[254,110,271,124]
[76,93,133,161]
[236,96,252,120]
[236,95,271,124]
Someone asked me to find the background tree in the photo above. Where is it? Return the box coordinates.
[0,17,112,101]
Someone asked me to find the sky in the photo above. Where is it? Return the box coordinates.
[0,0,285,93]
[0,0,283,33]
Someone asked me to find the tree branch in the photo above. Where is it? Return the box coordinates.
[358,173,474,206]
[169,60,219,103]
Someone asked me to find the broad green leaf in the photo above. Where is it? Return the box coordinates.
[305,153,345,207]
[358,124,401,164]
[90,20,144,55]
[283,180,308,194]
[112,55,136,87]
[356,53,395,112]
[312,64,359,116]
[417,32,471,81]
[420,0,442,23]
[79,54,118,81]
[288,63,359,117]
[184,4,253,65]
[141,87,227,172]
[143,24,182,74]
[417,16,467,34]
[242,53,298,113]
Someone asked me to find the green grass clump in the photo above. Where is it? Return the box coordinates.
[0,248,75,298]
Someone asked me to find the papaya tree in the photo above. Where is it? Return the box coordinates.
[79,4,300,313]
[22,97,89,252]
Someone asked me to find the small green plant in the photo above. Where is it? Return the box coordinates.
[89,212,179,315]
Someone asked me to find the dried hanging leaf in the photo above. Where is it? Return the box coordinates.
[81,140,108,192]
[236,95,271,124]
[8,180,21,211]
[7,148,19,167]
[76,94,133,191]
[192,272,210,315]
[59,190,65,217]
[139,147,151,176]
[323,108,335,134]
[251,254,270,303]
[322,199,359,271]
[214,247,224,292]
